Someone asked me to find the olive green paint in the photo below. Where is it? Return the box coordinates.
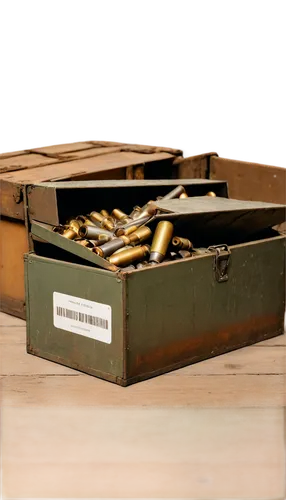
[25,234,286,386]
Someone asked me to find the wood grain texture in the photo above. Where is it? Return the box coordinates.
[2,373,285,407]
[1,407,285,499]
[0,219,28,301]
[210,156,286,205]
[0,313,25,327]
[0,151,174,183]
[0,312,285,498]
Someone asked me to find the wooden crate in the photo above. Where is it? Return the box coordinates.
[209,158,286,236]
[0,141,182,318]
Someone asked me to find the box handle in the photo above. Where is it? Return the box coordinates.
[208,244,231,283]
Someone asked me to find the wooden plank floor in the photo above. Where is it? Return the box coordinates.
[0,311,285,499]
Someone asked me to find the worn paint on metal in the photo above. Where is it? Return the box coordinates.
[27,179,228,226]
[26,254,124,379]
[25,234,286,385]
[125,235,286,379]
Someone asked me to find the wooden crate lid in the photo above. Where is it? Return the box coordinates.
[0,141,182,178]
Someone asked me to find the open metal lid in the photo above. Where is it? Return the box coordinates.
[31,196,286,271]
[154,197,286,235]
[31,221,119,272]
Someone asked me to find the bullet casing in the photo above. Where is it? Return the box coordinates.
[67,219,83,234]
[172,236,193,250]
[149,221,174,263]
[108,245,150,267]
[115,224,138,237]
[62,228,77,240]
[111,208,131,224]
[129,206,142,218]
[78,225,113,240]
[133,201,157,220]
[76,216,96,226]
[161,185,186,200]
[206,191,216,197]
[178,250,192,258]
[89,211,114,231]
[115,216,152,235]
[179,192,188,199]
[128,225,152,245]
[52,225,65,234]
[132,202,149,220]
[89,234,111,246]
[112,245,133,255]
[76,239,94,248]
[100,210,109,218]
[94,236,130,258]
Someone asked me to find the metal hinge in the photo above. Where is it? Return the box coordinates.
[208,244,231,283]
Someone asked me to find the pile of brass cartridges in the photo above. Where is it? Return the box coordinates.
[52,186,216,270]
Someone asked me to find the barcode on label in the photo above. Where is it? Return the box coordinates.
[56,306,108,330]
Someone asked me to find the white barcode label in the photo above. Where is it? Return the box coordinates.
[53,292,112,343]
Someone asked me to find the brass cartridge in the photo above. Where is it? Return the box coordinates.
[112,245,133,255]
[62,227,77,240]
[179,192,188,199]
[76,239,94,248]
[172,236,193,250]
[89,211,114,231]
[100,209,109,218]
[115,224,138,237]
[66,219,83,235]
[129,206,142,218]
[52,225,65,234]
[161,185,186,200]
[111,208,131,224]
[94,236,130,258]
[89,234,111,246]
[108,245,150,267]
[76,215,96,226]
[178,250,192,258]
[206,191,216,197]
[149,221,174,263]
[133,201,157,220]
[78,225,113,240]
[128,226,152,245]
[115,216,152,236]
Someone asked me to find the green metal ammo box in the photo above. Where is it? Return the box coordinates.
[25,179,286,386]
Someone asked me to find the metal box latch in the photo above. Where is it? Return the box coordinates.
[208,244,231,283]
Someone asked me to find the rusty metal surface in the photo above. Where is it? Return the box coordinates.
[25,234,285,385]
[25,253,125,381]
[125,235,286,381]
